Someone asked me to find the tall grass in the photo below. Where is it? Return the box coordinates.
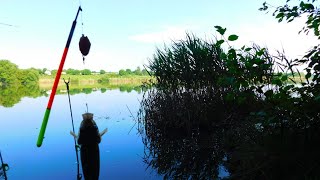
[137,32,320,179]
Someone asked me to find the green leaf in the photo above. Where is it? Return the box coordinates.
[245,47,252,52]
[276,12,284,19]
[216,40,225,46]
[214,26,227,35]
[281,75,288,81]
[264,90,273,97]
[305,72,311,79]
[305,3,314,10]
[228,34,239,41]
[256,48,265,56]
[299,1,305,8]
[272,79,282,86]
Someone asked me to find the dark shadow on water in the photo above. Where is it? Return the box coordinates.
[141,126,229,179]
[138,89,320,180]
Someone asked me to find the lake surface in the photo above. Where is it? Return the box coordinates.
[0,88,163,179]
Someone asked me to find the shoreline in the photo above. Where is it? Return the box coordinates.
[38,75,153,89]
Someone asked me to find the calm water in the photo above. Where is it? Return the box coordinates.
[0,89,162,179]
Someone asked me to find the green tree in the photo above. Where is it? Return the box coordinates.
[119,69,127,76]
[36,68,43,75]
[17,68,39,84]
[73,69,80,75]
[0,60,19,85]
[81,69,91,75]
[66,68,74,75]
[141,69,149,76]
[51,70,58,76]
[42,68,47,74]
[66,68,81,75]
[100,69,106,74]
[133,67,142,75]
[125,69,132,75]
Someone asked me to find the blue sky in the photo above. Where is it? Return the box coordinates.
[0,0,317,72]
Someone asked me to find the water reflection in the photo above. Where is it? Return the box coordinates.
[138,89,231,179]
[0,88,159,179]
[142,126,228,179]
[0,84,45,107]
[138,89,320,180]
[0,84,145,107]
[0,151,9,180]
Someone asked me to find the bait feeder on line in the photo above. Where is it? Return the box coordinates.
[79,34,91,63]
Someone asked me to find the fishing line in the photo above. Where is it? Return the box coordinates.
[78,0,90,64]
[77,0,91,113]
[127,104,138,135]
[79,0,84,35]
[0,22,18,28]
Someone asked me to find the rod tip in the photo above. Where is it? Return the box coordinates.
[36,141,42,147]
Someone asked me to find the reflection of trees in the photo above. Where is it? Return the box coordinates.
[0,84,43,107]
[119,85,142,93]
[0,84,148,107]
[69,88,81,95]
[82,88,92,94]
[138,89,231,179]
[138,89,320,180]
[142,126,226,179]
[119,85,133,93]
[223,125,320,180]
[101,88,107,93]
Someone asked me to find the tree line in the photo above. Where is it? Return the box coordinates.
[0,60,152,85]
[0,60,39,85]
[39,67,150,76]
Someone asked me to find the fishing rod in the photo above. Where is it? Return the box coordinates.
[63,78,82,180]
[37,6,82,147]
[0,151,9,180]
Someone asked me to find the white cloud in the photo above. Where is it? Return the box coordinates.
[234,16,318,60]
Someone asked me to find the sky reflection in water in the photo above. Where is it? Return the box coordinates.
[0,89,161,180]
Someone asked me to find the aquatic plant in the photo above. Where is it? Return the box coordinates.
[138,25,320,179]
[138,2,320,177]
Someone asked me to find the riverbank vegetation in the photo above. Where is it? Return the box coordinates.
[0,60,39,86]
[138,1,320,179]
[0,60,153,107]
[0,59,152,87]
[39,74,152,88]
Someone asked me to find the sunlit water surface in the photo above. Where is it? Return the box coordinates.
[0,89,162,180]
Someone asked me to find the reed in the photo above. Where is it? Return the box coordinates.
[137,21,320,180]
